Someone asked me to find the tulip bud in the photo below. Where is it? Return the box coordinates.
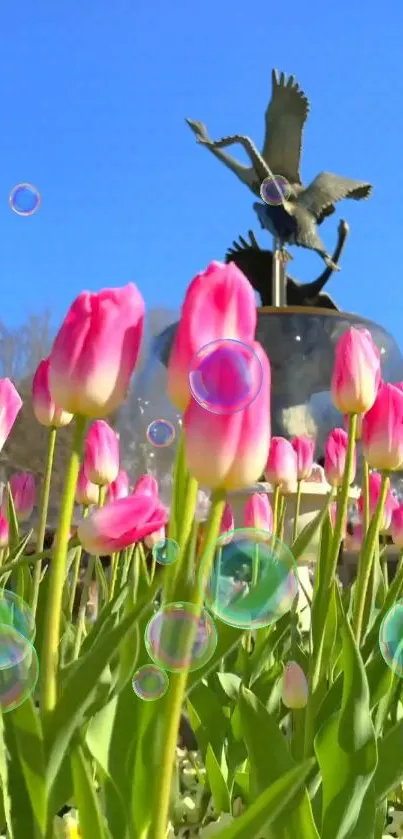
[358,471,398,533]
[265,437,297,491]
[291,436,315,480]
[282,661,308,709]
[331,327,381,414]
[133,474,159,497]
[0,513,9,548]
[107,469,130,502]
[361,383,403,471]
[0,379,23,451]
[243,493,273,536]
[75,465,99,506]
[84,421,120,486]
[49,284,145,418]
[32,358,73,428]
[392,505,403,549]
[77,492,168,555]
[9,472,35,522]
[324,428,356,488]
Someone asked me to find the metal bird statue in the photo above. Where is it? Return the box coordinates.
[226,219,349,309]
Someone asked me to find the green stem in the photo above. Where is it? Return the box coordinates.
[40,414,87,713]
[109,553,118,600]
[164,475,198,603]
[325,414,357,588]
[292,480,302,543]
[272,485,280,534]
[72,553,95,659]
[362,458,370,534]
[352,472,390,644]
[168,432,186,542]
[151,488,226,839]
[31,427,57,616]
[68,508,88,619]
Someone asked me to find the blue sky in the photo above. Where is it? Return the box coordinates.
[1,0,402,348]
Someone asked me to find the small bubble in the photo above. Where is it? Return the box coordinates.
[189,339,263,415]
[146,419,175,448]
[144,602,217,673]
[0,625,39,712]
[152,538,180,566]
[379,601,403,677]
[9,183,41,216]
[132,663,169,701]
[260,175,291,206]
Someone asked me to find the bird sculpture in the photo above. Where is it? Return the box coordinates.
[186,69,372,269]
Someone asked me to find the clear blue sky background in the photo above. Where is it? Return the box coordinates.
[0,0,401,346]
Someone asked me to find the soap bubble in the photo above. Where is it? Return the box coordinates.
[132,664,169,701]
[199,528,298,630]
[379,601,403,677]
[189,339,263,415]
[146,418,175,448]
[152,538,180,566]
[9,183,41,216]
[260,175,291,206]
[0,590,36,648]
[144,602,217,673]
[0,626,39,712]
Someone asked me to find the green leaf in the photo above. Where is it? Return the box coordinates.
[374,718,403,802]
[238,686,320,838]
[71,741,107,839]
[186,623,243,693]
[314,589,378,839]
[6,484,20,549]
[0,712,13,838]
[187,681,229,758]
[95,557,109,607]
[291,495,332,562]
[5,695,47,834]
[205,744,231,814]
[210,760,316,839]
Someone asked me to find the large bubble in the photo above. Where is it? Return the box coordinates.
[188,339,263,415]
[146,418,175,448]
[260,175,291,206]
[9,183,41,216]
[379,601,403,677]
[0,590,36,644]
[0,626,39,712]
[199,528,298,630]
[132,664,169,701]
[144,602,217,673]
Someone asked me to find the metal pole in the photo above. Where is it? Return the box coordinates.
[271,237,287,307]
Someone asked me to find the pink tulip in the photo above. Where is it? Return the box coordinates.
[49,284,144,418]
[167,261,257,411]
[32,358,73,428]
[331,327,381,414]
[243,493,273,536]
[0,379,23,451]
[183,341,270,491]
[77,492,168,555]
[265,437,297,491]
[391,505,403,549]
[282,661,308,709]
[324,428,356,488]
[84,421,119,486]
[133,474,159,497]
[9,472,35,522]
[0,513,8,548]
[75,466,99,506]
[358,471,398,532]
[107,469,130,502]
[218,501,235,545]
[144,526,166,549]
[361,383,403,471]
[291,436,315,480]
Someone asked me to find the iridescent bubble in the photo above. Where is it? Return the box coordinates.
[146,418,175,448]
[9,183,41,216]
[152,538,180,566]
[260,175,291,206]
[144,602,217,673]
[132,663,169,701]
[189,339,263,415]
[0,590,36,651]
[379,601,403,677]
[0,626,39,712]
[199,528,298,630]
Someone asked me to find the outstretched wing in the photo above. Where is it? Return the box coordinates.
[262,70,310,185]
[298,172,372,224]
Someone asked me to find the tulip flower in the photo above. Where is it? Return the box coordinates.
[243,492,273,536]
[107,468,130,502]
[32,358,73,428]
[282,661,308,709]
[9,472,36,522]
[0,513,8,549]
[183,341,270,491]
[361,383,403,471]
[49,284,145,418]
[265,437,297,492]
[75,466,99,506]
[0,379,23,451]
[331,327,381,414]
[291,436,315,481]
[167,261,257,411]
[133,474,159,497]
[84,421,120,486]
[358,471,398,532]
[77,492,168,555]
[324,428,356,488]
[391,505,403,549]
